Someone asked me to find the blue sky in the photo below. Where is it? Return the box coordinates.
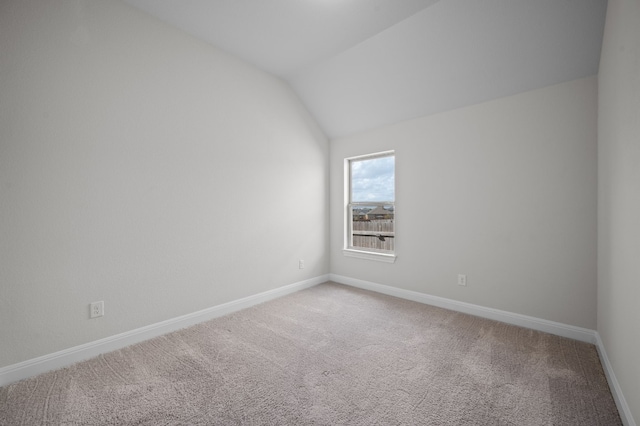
[351,155,395,202]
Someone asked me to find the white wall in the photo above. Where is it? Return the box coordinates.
[598,0,640,422]
[0,0,328,368]
[331,77,598,329]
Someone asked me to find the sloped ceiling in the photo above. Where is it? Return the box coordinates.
[124,0,608,139]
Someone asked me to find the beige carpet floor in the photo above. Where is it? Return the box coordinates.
[0,282,621,425]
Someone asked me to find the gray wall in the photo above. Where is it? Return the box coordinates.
[0,0,329,368]
[331,77,598,329]
[598,0,640,422]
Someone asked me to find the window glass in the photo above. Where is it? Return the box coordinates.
[351,156,395,203]
[347,152,395,255]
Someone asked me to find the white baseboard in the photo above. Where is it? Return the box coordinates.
[329,274,597,343]
[595,333,637,426]
[0,275,328,387]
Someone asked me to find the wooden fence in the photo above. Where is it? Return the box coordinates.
[352,219,395,251]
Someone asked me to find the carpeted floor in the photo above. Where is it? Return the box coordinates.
[0,282,622,425]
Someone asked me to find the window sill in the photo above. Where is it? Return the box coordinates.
[342,249,397,263]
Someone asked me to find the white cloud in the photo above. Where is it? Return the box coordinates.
[351,156,394,202]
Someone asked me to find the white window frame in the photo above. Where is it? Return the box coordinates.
[343,151,396,263]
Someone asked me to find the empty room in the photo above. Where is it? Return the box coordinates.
[1,0,638,424]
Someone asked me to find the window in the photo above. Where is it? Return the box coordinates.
[344,151,396,263]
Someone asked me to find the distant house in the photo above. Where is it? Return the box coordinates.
[364,206,394,220]
[352,207,371,221]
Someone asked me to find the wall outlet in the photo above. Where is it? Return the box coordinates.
[457,274,467,286]
[299,259,305,269]
[90,301,104,318]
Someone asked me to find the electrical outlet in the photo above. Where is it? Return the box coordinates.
[90,301,104,318]
[299,259,305,269]
[457,274,467,286]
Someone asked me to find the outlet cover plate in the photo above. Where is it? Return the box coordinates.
[90,301,104,318]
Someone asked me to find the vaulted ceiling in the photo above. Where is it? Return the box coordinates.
[124,0,608,139]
